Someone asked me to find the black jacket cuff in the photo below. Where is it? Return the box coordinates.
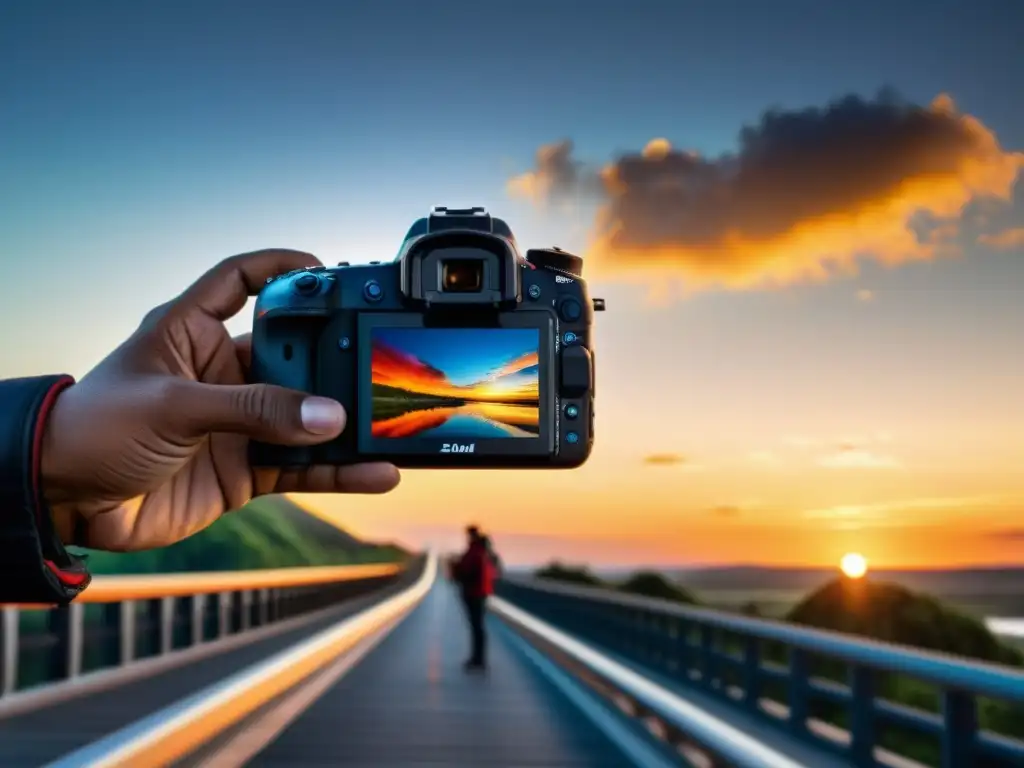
[0,375,91,604]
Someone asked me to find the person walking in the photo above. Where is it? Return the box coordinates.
[452,525,496,671]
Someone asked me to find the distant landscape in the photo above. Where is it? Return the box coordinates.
[78,495,409,574]
[581,564,1024,620]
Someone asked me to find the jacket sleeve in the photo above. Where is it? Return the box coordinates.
[0,376,91,604]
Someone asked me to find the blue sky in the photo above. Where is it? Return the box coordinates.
[2,1,1022,565]
[372,328,538,387]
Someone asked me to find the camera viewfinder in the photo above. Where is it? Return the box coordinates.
[441,259,483,293]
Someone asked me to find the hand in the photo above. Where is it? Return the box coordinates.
[39,249,401,551]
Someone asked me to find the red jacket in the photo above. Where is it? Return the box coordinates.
[454,542,495,598]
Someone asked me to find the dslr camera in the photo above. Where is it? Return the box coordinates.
[249,207,603,469]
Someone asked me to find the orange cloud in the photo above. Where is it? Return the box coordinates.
[978,227,1024,250]
[711,505,741,518]
[508,91,1023,291]
[643,452,688,466]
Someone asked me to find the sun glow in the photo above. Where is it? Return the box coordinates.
[840,552,868,579]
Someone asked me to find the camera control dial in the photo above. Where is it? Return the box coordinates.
[293,273,321,295]
[525,247,583,277]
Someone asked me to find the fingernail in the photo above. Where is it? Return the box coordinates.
[300,397,345,434]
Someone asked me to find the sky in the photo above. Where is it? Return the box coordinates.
[371,328,539,395]
[2,1,1023,569]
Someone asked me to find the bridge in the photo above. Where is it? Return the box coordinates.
[0,554,1021,767]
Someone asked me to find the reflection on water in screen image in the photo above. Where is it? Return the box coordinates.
[369,327,541,439]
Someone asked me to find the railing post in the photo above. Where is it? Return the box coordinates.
[159,597,174,654]
[120,600,136,665]
[848,665,875,766]
[218,592,231,637]
[239,591,252,631]
[192,594,205,645]
[940,690,976,768]
[0,607,18,695]
[787,648,809,735]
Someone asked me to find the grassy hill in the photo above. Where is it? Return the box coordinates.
[79,495,409,574]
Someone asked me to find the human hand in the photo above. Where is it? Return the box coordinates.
[38,249,400,551]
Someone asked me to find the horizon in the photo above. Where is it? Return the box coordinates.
[3,2,1023,569]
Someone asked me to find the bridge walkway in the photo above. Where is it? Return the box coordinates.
[247,582,659,767]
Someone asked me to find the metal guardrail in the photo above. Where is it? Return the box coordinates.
[47,554,437,768]
[492,596,808,768]
[0,561,406,697]
[496,577,1024,768]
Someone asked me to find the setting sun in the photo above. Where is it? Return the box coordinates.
[840,552,868,579]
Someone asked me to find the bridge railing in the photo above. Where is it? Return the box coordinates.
[0,559,412,698]
[496,577,1024,768]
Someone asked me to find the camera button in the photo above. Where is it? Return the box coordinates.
[363,280,384,302]
[294,274,320,295]
[565,431,580,445]
[564,404,579,420]
[560,345,592,397]
[558,297,583,323]
[527,284,542,300]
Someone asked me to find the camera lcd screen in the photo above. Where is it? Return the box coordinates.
[370,327,540,439]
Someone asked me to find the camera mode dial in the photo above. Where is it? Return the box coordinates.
[293,273,321,295]
[525,247,583,277]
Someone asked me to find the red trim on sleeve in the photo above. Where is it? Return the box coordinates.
[29,376,82,587]
[43,559,89,586]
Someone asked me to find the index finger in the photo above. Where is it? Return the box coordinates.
[179,249,323,321]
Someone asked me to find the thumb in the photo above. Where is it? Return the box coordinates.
[182,382,346,444]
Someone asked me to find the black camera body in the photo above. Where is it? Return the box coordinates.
[249,207,603,469]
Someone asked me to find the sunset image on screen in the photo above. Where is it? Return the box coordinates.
[370,328,540,439]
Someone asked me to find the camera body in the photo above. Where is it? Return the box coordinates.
[249,207,603,469]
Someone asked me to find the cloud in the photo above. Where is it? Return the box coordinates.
[508,91,1023,292]
[643,452,687,466]
[710,505,741,518]
[856,288,875,302]
[986,528,1024,541]
[784,431,892,449]
[817,445,901,469]
[978,227,1024,250]
[804,494,1010,522]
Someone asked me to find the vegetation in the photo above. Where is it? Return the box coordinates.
[617,571,698,604]
[787,577,1022,666]
[77,495,408,574]
[534,562,605,587]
